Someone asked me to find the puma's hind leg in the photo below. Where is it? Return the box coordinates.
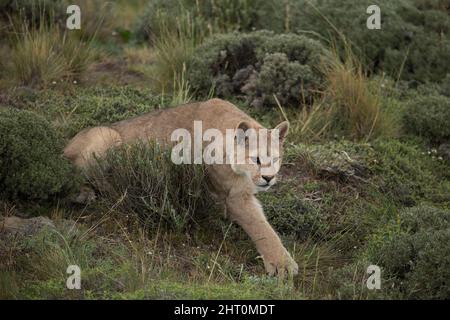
[64,126,122,203]
[64,126,123,169]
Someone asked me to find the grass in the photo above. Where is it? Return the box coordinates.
[1,0,449,300]
[321,47,384,141]
[1,97,449,298]
[2,86,164,138]
[150,12,205,93]
[9,22,95,86]
[86,141,216,232]
[285,46,397,143]
[5,135,447,299]
[0,208,299,299]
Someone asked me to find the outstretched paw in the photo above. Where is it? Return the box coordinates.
[262,249,298,277]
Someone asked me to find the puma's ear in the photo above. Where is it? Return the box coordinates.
[275,121,289,142]
[235,121,251,145]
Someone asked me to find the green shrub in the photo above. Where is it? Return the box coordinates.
[440,74,450,97]
[281,139,450,243]
[134,0,287,42]
[135,0,450,83]
[259,188,319,240]
[0,108,76,201]
[86,141,217,232]
[261,140,383,243]
[371,139,450,207]
[329,205,450,300]
[404,94,450,142]
[187,31,327,107]
[292,0,450,83]
[364,205,450,299]
[4,86,164,138]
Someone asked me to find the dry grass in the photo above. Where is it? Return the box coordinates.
[150,12,206,93]
[10,23,95,86]
[321,46,383,141]
[86,141,215,232]
[124,46,154,65]
[286,45,395,143]
[74,0,115,41]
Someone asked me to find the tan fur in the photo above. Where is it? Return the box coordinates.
[64,98,298,276]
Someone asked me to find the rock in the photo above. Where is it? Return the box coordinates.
[1,216,55,237]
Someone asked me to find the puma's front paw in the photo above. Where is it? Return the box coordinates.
[262,249,299,277]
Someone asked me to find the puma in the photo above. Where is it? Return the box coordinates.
[64,98,298,276]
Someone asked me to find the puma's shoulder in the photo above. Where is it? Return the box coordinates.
[196,98,262,131]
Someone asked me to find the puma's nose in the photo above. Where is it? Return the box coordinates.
[262,175,274,183]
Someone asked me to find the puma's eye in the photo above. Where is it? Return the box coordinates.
[250,157,261,165]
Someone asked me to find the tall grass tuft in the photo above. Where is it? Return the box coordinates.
[170,63,194,106]
[150,12,205,93]
[321,46,384,141]
[86,141,217,232]
[11,22,95,86]
[286,45,395,143]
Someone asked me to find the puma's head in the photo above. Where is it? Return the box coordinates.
[230,120,289,192]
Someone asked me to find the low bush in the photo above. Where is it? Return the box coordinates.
[134,0,287,42]
[187,31,327,107]
[292,0,450,83]
[260,188,319,241]
[135,0,450,84]
[0,108,76,201]
[371,139,450,207]
[3,86,163,138]
[86,141,217,232]
[403,94,450,142]
[364,205,450,299]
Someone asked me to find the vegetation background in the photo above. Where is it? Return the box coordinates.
[0,0,449,299]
